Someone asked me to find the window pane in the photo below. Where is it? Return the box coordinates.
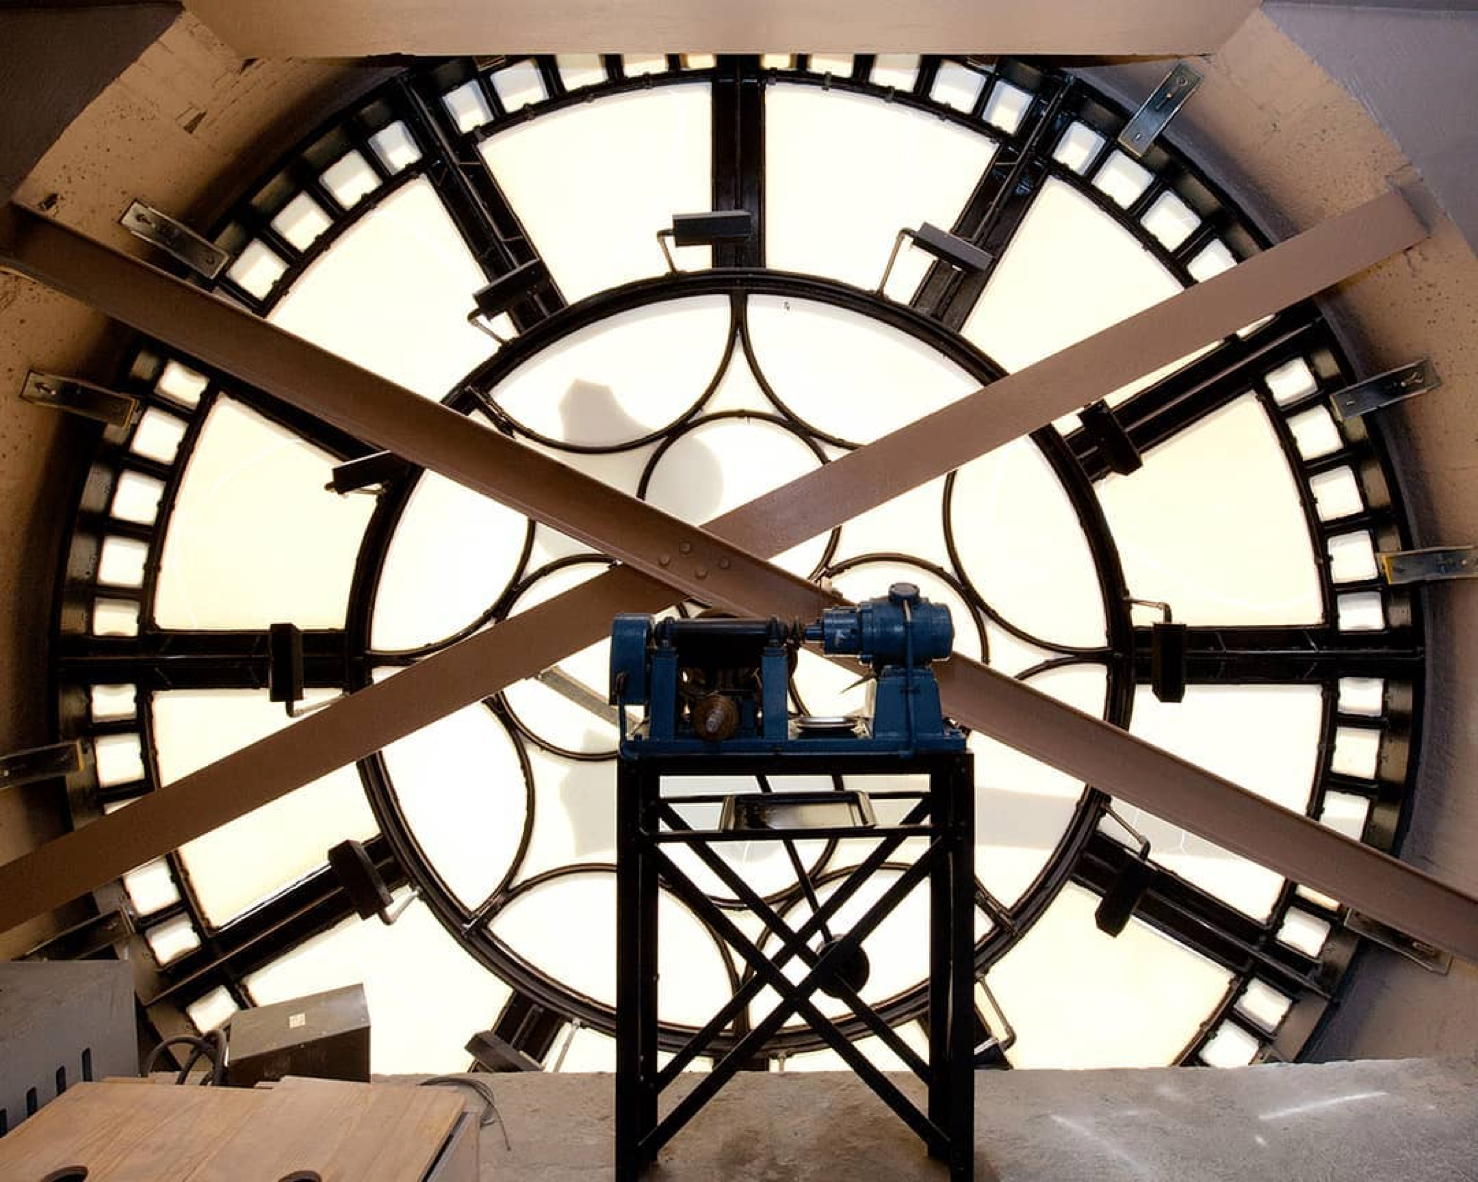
[269,178,497,397]
[154,398,373,628]
[156,689,376,925]
[1096,395,1322,625]
[482,85,712,302]
[767,84,996,294]
[1113,684,1323,919]
[989,883,1233,1068]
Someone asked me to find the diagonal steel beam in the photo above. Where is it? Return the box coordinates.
[3,192,1473,964]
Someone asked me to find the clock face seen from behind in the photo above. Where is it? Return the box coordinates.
[55,55,1423,1074]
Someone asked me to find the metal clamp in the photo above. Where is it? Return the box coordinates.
[120,200,229,279]
[1118,62,1202,158]
[0,739,85,792]
[21,370,138,429]
[1331,359,1440,422]
[1379,545,1478,585]
[1345,910,1451,975]
[877,223,992,294]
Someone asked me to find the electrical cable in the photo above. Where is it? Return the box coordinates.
[142,1030,226,1085]
[418,1075,512,1149]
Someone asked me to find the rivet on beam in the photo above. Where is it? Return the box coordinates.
[1379,545,1478,585]
[1331,358,1440,422]
[1117,62,1202,158]
[21,370,137,429]
[119,200,229,279]
[0,740,84,793]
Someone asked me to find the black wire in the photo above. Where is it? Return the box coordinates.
[419,1075,512,1150]
[142,1031,226,1085]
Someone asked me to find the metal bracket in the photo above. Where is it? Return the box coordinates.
[877,223,992,294]
[1346,910,1451,974]
[1379,545,1478,585]
[119,200,229,279]
[0,739,85,792]
[21,370,138,429]
[1079,399,1143,475]
[1331,358,1440,422]
[1117,62,1202,158]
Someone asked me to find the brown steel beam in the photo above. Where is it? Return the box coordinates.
[3,192,1473,963]
[179,1,1260,59]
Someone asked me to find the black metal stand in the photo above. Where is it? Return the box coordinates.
[615,750,975,1181]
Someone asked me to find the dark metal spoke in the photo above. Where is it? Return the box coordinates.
[1132,624,1422,685]
[58,629,354,692]
[711,57,765,267]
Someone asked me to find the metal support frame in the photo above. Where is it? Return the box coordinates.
[615,750,975,1181]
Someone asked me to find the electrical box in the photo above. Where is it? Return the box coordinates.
[0,960,136,1136]
[225,983,370,1088]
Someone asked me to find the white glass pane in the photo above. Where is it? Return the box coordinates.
[94,732,144,786]
[269,178,498,398]
[1319,790,1371,840]
[808,54,853,77]
[156,360,209,406]
[110,470,165,524]
[1096,395,1323,625]
[950,438,1107,647]
[515,749,616,877]
[371,471,528,652]
[1277,910,1330,957]
[962,178,1181,381]
[131,408,187,463]
[483,85,712,303]
[227,241,288,299]
[92,598,139,637]
[1120,684,1322,919]
[643,416,828,576]
[767,84,996,294]
[557,53,606,91]
[90,683,136,721]
[1287,406,1343,459]
[145,914,200,965]
[1189,239,1238,283]
[155,689,376,925]
[380,702,528,908]
[1309,466,1364,521]
[1202,1022,1260,1067]
[1338,676,1384,717]
[681,54,716,71]
[932,62,986,112]
[829,478,951,573]
[272,192,332,252]
[1093,151,1153,207]
[1053,121,1105,174]
[154,398,373,628]
[983,80,1032,134]
[493,872,732,1025]
[368,121,421,173]
[990,883,1233,1068]
[443,80,492,132]
[321,150,381,209]
[780,1025,929,1073]
[1332,726,1381,779]
[1142,190,1199,250]
[870,54,919,91]
[489,296,729,446]
[1237,979,1293,1031]
[500,560,621,758]
[973,664,1105,905]
[623,54,667,78]
[1338,591,1385,632]
[1328,531,1378,583]
[744,295,981,444]
[98,536,147,587]
[186,987,238,1034]
[491,60,545,112]
[760,54,794,71]
[247,898,510,1074]
[1265,357,1318,405]
[123,859,178,914]
[555,1026,617,1071]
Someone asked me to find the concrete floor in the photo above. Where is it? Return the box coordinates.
[435,1057,1478,1181]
